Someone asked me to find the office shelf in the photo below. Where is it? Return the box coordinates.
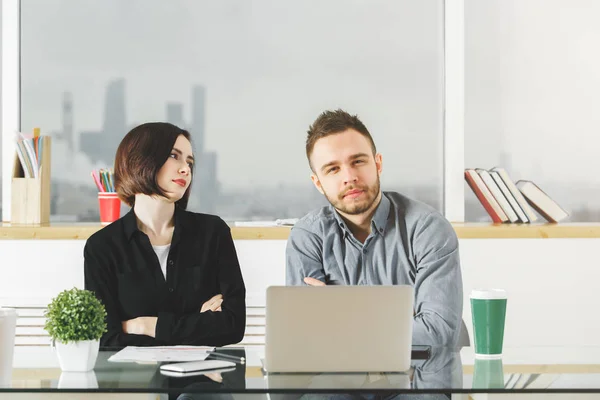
[2,223,600,240]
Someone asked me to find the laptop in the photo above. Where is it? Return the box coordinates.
[264,285,414,373]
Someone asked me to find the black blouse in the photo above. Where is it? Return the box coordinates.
[84,206,246,348]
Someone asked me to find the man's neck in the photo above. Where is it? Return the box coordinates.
[133,194,175,237]
[338,191,382,243]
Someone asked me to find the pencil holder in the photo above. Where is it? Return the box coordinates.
[98,192,121,225]
[11,137,52,224]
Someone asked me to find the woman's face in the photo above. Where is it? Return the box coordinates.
[156,135,194,202]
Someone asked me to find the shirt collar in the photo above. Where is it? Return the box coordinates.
[123,205,189,242]
[122,208,138,241]
[371,192,390,235]
[332,191,390,236]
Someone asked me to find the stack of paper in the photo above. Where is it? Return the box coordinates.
[108,346,215,363]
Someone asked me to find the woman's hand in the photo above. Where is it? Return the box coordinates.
[203,372,223,383]
[121,317,158,337]
[201,294,223,313]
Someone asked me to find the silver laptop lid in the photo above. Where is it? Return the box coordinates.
[265,285,414,373]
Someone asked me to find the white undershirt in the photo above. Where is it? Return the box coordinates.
[152,244,171,279]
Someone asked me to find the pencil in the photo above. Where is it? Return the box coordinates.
[91,171,104,192]
[208,351,245,364]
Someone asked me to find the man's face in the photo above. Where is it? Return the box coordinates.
[310,129,382,215]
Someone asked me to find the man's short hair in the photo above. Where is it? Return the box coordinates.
[114,122,194,209]
[306,109,377,171]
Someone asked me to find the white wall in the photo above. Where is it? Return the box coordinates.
[460,239,600,346]
[1,238,599,347]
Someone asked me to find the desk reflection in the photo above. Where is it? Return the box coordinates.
[88,347,461,399]
[157,349,247,400]
[266,346,462,400]
[91,348,247,400]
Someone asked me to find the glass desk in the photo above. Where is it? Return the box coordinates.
[3,346,600,397]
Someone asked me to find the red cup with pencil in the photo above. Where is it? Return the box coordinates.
[92,169,121,225]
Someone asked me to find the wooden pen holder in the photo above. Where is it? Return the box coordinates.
[11,137,52,224]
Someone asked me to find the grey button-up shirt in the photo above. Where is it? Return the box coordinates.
[286,191,463,346]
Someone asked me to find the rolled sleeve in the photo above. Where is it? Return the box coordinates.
[412,213,463,346]
[155,311,175,342]
[285,225,326,285]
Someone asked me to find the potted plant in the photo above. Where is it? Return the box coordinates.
[44,287,107,372]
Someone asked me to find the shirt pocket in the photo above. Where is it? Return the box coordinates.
[117,269,158,318]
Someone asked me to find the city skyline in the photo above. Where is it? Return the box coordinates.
[12,75,447,221]
[2,75,600,222]
[1,75,600,222]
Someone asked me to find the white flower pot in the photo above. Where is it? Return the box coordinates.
[58,371,99,389]
[55,339,100,372]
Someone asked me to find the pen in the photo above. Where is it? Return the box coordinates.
[208,351,245,364]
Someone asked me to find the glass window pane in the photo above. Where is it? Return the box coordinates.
[465,0,600,222]
[21,0,444,222]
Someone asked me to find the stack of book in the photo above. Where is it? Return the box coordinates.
[465,167,569,223]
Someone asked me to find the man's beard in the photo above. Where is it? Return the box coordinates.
[323,177,381,215]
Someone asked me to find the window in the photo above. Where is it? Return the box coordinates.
[19,0,445,222]
[465,0,600,222]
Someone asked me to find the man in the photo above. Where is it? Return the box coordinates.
[286,109,465,346]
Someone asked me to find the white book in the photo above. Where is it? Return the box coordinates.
[516,181,568,223]
[476,169,519,223]
[490,171,528,223]
[21,139,39,178]
[491,167,538,222]
[14,144,31,178]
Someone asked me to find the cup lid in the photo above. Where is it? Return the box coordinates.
[0,307,17,316]
[470,289,507,299]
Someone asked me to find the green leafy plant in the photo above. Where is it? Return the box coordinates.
[44,287,107,343]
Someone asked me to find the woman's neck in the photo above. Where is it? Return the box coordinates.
[133,194,175,239]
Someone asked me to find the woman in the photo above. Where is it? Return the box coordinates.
[84,122,246,347]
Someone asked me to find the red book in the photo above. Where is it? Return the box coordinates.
[465,169,508,223]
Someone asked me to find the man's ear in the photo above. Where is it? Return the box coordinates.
[311,173,325,195]
[375,153,383,176]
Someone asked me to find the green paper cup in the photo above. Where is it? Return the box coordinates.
[473,358,505,389]
[470,289,507,358]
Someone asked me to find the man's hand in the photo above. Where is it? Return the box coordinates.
[122,316,158,337]
[201,294,223,313]
[303,277,326,286]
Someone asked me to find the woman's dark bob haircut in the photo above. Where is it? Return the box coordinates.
[114,122,194,209]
